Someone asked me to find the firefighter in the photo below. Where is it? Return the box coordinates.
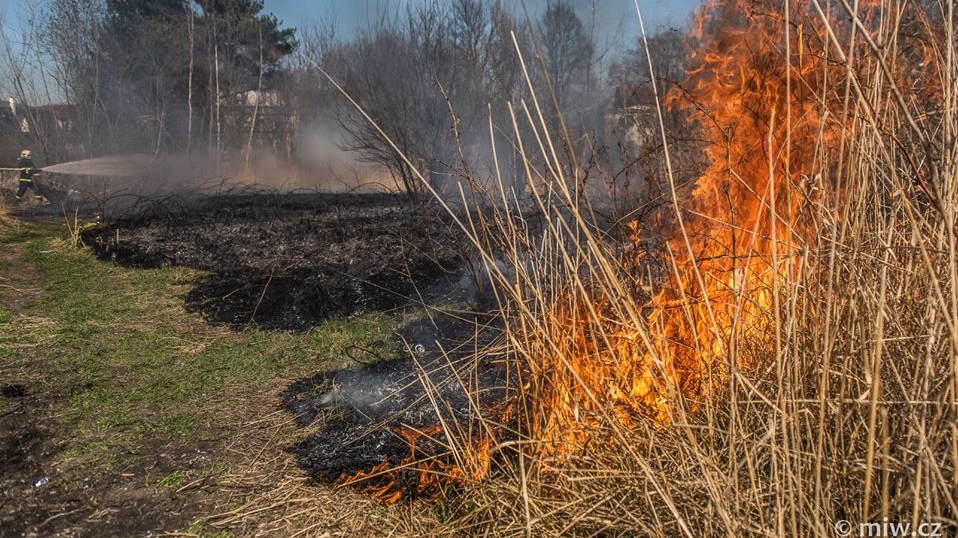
[15,149,42,202]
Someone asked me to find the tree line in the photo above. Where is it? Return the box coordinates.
[0,0,687,196]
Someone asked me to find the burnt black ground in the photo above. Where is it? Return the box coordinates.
[82,192,465,331]
[282,308,512,497]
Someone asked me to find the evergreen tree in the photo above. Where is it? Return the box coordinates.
[44,0,297,154]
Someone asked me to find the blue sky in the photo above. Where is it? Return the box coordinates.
[263,0,703,46]
[1,1,703,53]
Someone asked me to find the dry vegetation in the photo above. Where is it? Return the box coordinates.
[337,0,957,536]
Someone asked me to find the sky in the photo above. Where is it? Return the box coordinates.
[262,0,704,47]
[0,0,704,57]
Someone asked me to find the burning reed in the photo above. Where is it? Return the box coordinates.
[314,0,957,535]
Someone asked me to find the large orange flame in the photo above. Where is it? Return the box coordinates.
[638,0,944,414]
[644,0,840,408]
[529,0,844,446]
[534,0,933,445]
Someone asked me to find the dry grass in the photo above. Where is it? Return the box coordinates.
[191,403,444,538]
[319,0,957,536]
[0,198,16,228]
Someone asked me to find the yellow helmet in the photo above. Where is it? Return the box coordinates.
[20,149,30,158]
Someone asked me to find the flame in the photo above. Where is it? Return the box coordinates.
[536,0,945,446]
[335,425,492,504]
[526,0,840,445]
[335,0,946,498]
[642,0,835,409]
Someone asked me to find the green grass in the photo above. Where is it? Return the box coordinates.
[154,470,190,489]
[7,227,401,478]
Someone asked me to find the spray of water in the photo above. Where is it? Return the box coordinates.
[40,155,157,177]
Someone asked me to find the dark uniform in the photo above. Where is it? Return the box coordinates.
[15,150,41,201]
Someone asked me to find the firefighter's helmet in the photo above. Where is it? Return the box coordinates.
[20,149,30,158]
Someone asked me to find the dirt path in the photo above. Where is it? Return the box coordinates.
[0,236,216,537]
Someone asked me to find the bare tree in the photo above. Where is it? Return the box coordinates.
[537,0,595,109]
[314,0,541,197]
[186,4,195,152]
[1,2,74,162]
[323,28,422,193]
[42,0,296,159]
[608,26,687,98]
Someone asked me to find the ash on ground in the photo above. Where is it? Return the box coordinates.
[283,307,512,498]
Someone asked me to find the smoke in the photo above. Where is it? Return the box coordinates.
[294,121,386,191]
[24,0,705,206]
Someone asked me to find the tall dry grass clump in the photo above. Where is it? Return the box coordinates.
[324,0,954,534]
[396,0,958,536]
